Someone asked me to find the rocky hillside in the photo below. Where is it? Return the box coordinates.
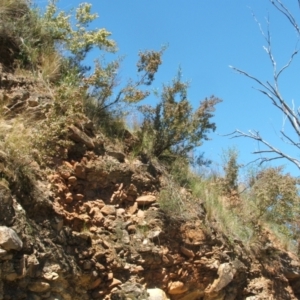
[1,0,300,299]
[0,68,300,300]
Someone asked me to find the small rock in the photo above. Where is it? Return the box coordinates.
[107,272,114,280]
[102,240,111,249]
[60,171,71,180]
[106,151,125,162]
[136,209,145,219]
[63,160,73,168]
[0,226,23,251]
[74,194,84,201]
[89,278,102,290]
[108,278,122,289]
[180,246,195,258]
[121,229,130,244]
[0,248,7,256]
[43,272,59,281]
[131,265,144,273]
[168,281,188,295]
[127,224,136,233]
[127,202,138,214]
[68,176,77,184]
[207,263,236,293]
[65,192,73,204]
[136,195,156,206]
[111,282,147,299]
[147,288,169,300]
[28,281,51,293]
[101,205,116,216]
[83,260,94,270]
[5,272,19,281]
[148,230,162,240]
[28,98,39,107]
[90,207,104,226]
[116,208,125,216]
[74,162,86,179]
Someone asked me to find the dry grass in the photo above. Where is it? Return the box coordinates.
[0,0,28,19]
[0,117,36,188]
[39,50,62,83]
[189,175,255,245]
[158,174,202,221]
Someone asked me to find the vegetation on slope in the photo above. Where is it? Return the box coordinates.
[0,0,300,259]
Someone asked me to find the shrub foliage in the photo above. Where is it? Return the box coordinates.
[138,71,221,162]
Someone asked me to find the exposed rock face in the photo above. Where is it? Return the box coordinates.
[0,70,300,300]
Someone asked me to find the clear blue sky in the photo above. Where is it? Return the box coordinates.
[38,0,300,176]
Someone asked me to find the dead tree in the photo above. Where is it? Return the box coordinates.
[229,0,300,169]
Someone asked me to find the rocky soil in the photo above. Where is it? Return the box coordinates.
[1,69,300,300]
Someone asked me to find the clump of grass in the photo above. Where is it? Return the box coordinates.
[0,0,28,21]
[0,117,36,198]
[189,174,255,246]
[158,174,201,221]
[158,179,185,219]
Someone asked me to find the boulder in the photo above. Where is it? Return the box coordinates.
[0,226,23,251]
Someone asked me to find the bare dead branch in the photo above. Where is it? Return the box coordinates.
[230,65,300,137]
[230,129,300,169]
[276,49,299,79]
[270,0,300,34]
[250,10,278,77]
[229,1,300,170]
[229,66,275,96]
[254,155,286,165]
[265,16,277,78]
[280,130,300,149]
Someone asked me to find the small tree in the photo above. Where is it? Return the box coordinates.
[230,0,300,169]
[221,148,240,196]
[84,48,164,131]
[249,167,300,231]
[138,70,221,162]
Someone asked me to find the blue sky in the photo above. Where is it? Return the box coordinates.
[38,0,300,176]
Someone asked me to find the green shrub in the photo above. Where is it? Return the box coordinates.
[249,166,300,226]
[220,148,240,196]
[138,70,221,164]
